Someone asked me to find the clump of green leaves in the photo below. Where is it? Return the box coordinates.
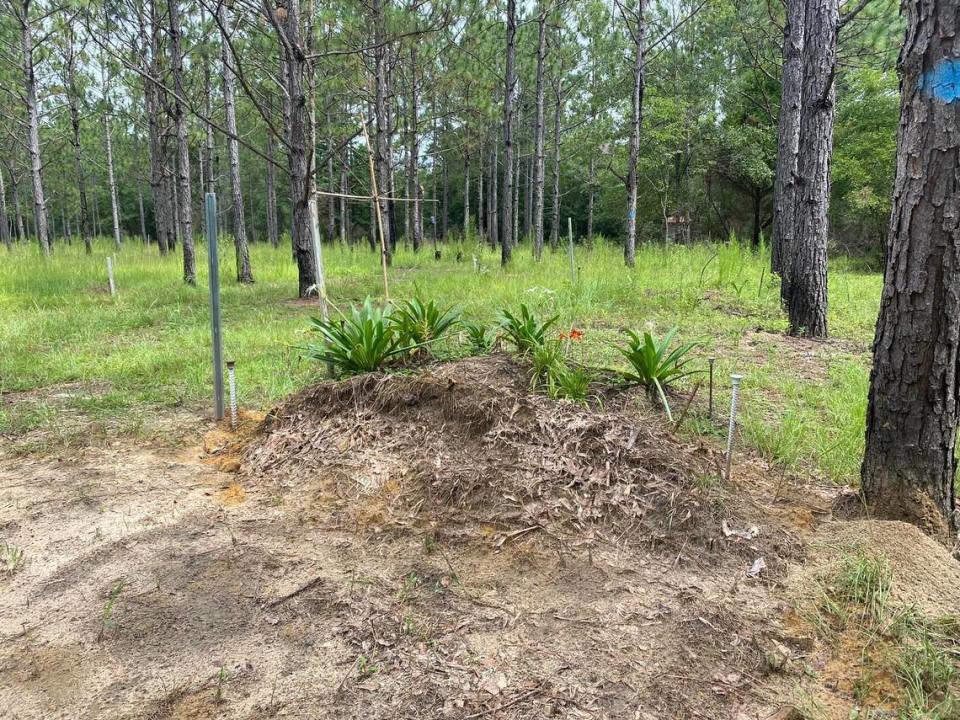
[98,578,126,641]
[463,321,494,353]
[619,326,698,421]
[497,303,558,354]
[0,542,23,574]
[391,296,461,350]
[305,298,408,376]
[529,335,593,403]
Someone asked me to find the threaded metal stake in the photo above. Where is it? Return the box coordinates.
[226,360,237,431]
[708,357,716,419]
[725,374,743,481]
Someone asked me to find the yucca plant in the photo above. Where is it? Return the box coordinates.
[391,296,462,350]
[463,321,494,353]
[304,298,408,375]
[619,326,698,421]
[497,303,559,354]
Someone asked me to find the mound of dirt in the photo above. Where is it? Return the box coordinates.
[811,520,960,617]
[243,354,776,556]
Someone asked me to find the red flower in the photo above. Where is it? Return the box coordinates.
[568,328,584,341]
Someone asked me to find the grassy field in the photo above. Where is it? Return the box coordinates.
[0,234,882,484]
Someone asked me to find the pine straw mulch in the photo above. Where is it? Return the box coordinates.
[243,353,796,565]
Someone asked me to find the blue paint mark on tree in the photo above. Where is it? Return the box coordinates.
[920,59,960,103]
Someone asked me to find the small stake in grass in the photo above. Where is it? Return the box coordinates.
[107,255,116,296]
[708,357,716,419]
[725,374,743,481]
[567,217,576,285]
[226,360,237,430]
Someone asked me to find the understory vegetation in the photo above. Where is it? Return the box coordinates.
[0,236,880,484]
[802,547,960,718]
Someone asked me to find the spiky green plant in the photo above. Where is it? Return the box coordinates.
[463,321,494,353]
[304,298,408,375]
[497,303,559,354]
[619,326,698,421]
[391,296,461,349]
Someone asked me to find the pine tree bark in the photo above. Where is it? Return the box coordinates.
[490,140,498,248]
[64,25,92,254]
[532,5,548,259]
[0,168,9,249]
[265,134,279,248]
[272,0,318,296]
[407,48,423,251]
[861,0,960,539]
[219,2,253,283]
[587,156,595,244]
[372,0,393,258]
[772,0,805,278]
[785,0,836,338]
[11,169,25,240]
[623,0,646,268]
[168,0,195,283]
[15,0,50,255]
[501,0,517,265]
[340,144,351,244]
[101,48,122,251]
[550,78,562,252]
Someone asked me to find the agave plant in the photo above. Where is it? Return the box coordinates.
[391,296,462,350]
[619,326,698,421]
[497,303,559,354]
[304,298,408,375]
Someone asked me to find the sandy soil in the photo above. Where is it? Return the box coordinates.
[1,356,958,720]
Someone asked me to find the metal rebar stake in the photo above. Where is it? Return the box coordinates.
[708,357,715,419]
[226,360,237,431]
[206,193,224,421]
[725,374,743,481]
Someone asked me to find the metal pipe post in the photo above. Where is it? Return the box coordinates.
[708,357,715,419]
[206,193,224,421]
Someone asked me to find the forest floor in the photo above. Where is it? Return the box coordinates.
[3,239,960,718]
[3,355,960,719]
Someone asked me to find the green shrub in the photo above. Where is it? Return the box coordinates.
[619,326,698,421]
[391,296,461,349]
[546,362,594,402]
[497,303,559,354]
[305,298,408,375]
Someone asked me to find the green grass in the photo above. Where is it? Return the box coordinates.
[0,234,883,481]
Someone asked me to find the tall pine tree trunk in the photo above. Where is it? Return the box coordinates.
[0,168,9,249]
[407,48,423,252]
[168,0,195,283]
[501,0,517,265]
[550,79,562,252]
[266,134,279,248]
[861,0,960,539]
[772,0,805,278]
[219,3,253,283]
[11,170,25,241]
[532,5,548,259]
[16,1,49,255]
[785,0,836,338]
[623,0,646,268]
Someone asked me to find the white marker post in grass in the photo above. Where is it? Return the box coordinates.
[106,256,116,296]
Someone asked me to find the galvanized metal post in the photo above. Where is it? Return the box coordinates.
[107,256,116,296]
[725,374,743,481]
[206,193,224,421]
